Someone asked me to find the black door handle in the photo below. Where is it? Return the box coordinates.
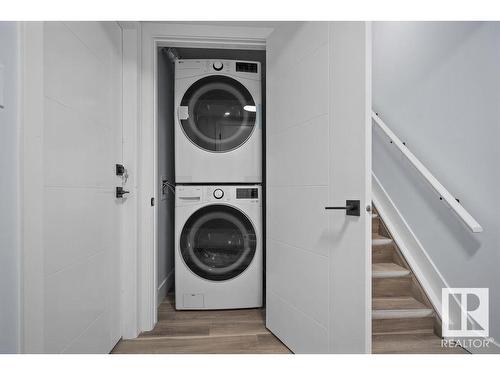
[116,186,130,198]
[325,200,360,216]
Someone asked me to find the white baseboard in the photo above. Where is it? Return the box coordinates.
[157,269,174,307]
[372,173,499,354]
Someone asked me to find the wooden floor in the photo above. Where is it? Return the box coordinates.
[111,294,467,354]
[111,295,291,354]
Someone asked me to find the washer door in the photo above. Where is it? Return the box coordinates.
[179,75,257,152]
[180,205,257,281]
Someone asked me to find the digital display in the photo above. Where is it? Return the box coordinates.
[236,188,258,199]
[236,62,258,73]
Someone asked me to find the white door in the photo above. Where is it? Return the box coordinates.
[22,22,123,353]
[266,22,371,353]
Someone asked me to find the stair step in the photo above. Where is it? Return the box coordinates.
[370,205,440,342]
[372,317,435,336]
[373,247,394,263]
[372,234,393,246]
[373,277,412,298]
[372,297,433,319]
[372,333,466,354]
[373,263,410,278]
[372,234,395,263]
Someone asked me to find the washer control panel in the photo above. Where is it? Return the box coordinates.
[177,185,261,205]
[206,186,260,204]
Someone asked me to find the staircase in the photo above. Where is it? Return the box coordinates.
[371,207,465,354]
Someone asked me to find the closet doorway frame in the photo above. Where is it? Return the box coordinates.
[121,22,272,339]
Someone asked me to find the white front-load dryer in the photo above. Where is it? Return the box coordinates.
[174,59,262,183]
[175,184,262,309]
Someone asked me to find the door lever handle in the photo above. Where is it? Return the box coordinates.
[116,186,130,198]
[325,200,360,216]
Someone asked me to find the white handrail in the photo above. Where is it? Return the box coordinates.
[372,111,483,233]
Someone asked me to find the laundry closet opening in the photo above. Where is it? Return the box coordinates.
[141,45,284,351]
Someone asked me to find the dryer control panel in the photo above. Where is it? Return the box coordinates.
[175,59,261,80]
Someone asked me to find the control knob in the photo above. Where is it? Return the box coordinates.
[213,188,224,199]
[213,61,223,71]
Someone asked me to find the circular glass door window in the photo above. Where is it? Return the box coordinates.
[180,205,257,281]
[179,75,257,152]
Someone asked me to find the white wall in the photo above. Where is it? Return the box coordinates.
[373,22,500,349]
[0,21,21,354]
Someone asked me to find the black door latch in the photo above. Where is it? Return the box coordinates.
[116,186,130,198]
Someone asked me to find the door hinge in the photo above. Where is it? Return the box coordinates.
[151,197,155,206]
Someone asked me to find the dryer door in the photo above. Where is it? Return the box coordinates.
[180,204,257,281]
[179,75,257,152]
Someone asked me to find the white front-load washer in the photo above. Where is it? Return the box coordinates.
[174,59,262,183]
[175,184,262,309]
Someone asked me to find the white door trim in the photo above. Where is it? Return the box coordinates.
[364,21,373,352]
[120,22,141,339]
[20,21,45,353]
[127,22,272,336]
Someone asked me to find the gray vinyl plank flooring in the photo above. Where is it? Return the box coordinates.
[111,295,291,354]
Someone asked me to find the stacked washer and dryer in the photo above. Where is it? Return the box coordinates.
[174,59,263,310]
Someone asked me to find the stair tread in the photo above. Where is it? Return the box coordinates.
[373,297,429,311]
[372,297,433,319]
[373,334,467,354]
[372,234,393,245]
[373,263,410,278]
